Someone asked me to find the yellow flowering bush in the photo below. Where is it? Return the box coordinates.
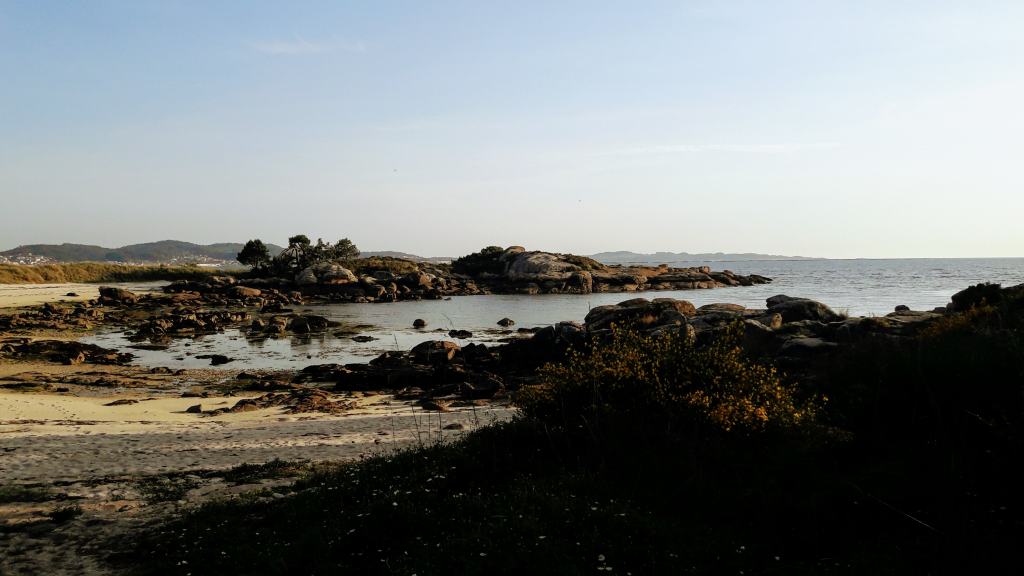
[520,323,816,433]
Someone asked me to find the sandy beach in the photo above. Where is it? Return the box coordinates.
[0,388,513,576]
[0,391,512,481]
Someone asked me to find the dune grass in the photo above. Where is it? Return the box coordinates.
[0,263,225,284]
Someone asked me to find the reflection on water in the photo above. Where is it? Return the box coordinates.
[80,258,1024,370]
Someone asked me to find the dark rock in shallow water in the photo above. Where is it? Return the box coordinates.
[497,318,515,327]
[98,286,139,304]
[196,354,233,366]
[413,318,428,328]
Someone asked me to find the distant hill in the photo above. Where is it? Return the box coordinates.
[361,251,454,264]
[1,241,285,264]
[590,251,820,264]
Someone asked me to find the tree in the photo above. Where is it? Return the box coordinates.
[288,235,311,247]
[270,234,361,276]
[329,238,360,261]
[237,239,271,272]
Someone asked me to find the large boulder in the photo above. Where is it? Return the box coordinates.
[317,263,358,285]
[229,286,262,298]
[295,267,318,286]
[295,263,358,286]
[766,295,843,323]
[504,251,581,282]
[585,298,696,331]
[98,286,138,304]
[411,340,460,363]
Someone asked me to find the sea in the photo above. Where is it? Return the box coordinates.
[65,257,1024,369]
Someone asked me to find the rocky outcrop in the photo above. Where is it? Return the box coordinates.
[98,286,139,305]
[134,309,252,340]
[0,339,134,365]
[449,246,771,297]
[0,302,105,332]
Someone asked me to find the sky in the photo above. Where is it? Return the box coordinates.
[1,1,1022,258]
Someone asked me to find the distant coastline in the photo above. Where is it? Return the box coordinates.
[589,251,820,265]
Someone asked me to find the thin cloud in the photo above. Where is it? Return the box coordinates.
[598,142,841,156]
[251,37,365,55]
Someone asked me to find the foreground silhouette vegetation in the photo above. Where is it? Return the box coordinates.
[125,285,1024,575]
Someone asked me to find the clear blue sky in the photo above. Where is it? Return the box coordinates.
[2,1,1022,257]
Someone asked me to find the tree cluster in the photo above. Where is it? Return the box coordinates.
[237,235,360,276]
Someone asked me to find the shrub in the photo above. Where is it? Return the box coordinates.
[451,245,506,275]
[520,323,817,434]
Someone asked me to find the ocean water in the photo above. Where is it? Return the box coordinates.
[77,258,1024,369]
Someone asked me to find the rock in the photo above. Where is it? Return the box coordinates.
[418,398,451,412]
[413,318,428,329]
[585,298,697,331]
[767,296,843,323]
[98,286,138,304]
[196,354,232,366]
[698,303,746,314]
[411,340,460,363]
[949,283,1004,311]
[497,318,515,327]
[352,335,377,343]
[65,292,78,297]
[894,304,910,312]
[185,404,202,414]
[316,263,358,285]
[404,272,433,289]
[504,251,581,282]
[750,312,783,330]
[229,286,262,298]
[568,271,594,294]
[288,315,331,334]
[3,340,134,366]
[779,337,839,356]
[295,267,318,286]
[448,329,473,339]
[652,298,698,316]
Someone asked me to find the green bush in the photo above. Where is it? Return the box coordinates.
[520,323,817,434]
[451,245,507,275]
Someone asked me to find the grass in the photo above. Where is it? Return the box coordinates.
[46,504,82,523]
[135,475,201,504]
[0,484,53,503]
[0,263,224,284]
[218,460,308,485]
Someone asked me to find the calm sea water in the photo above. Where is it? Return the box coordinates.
[74,258,1024,369]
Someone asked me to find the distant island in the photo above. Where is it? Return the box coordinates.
[589,251,820,264]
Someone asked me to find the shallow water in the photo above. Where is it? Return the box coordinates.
[76,258,1024,370]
